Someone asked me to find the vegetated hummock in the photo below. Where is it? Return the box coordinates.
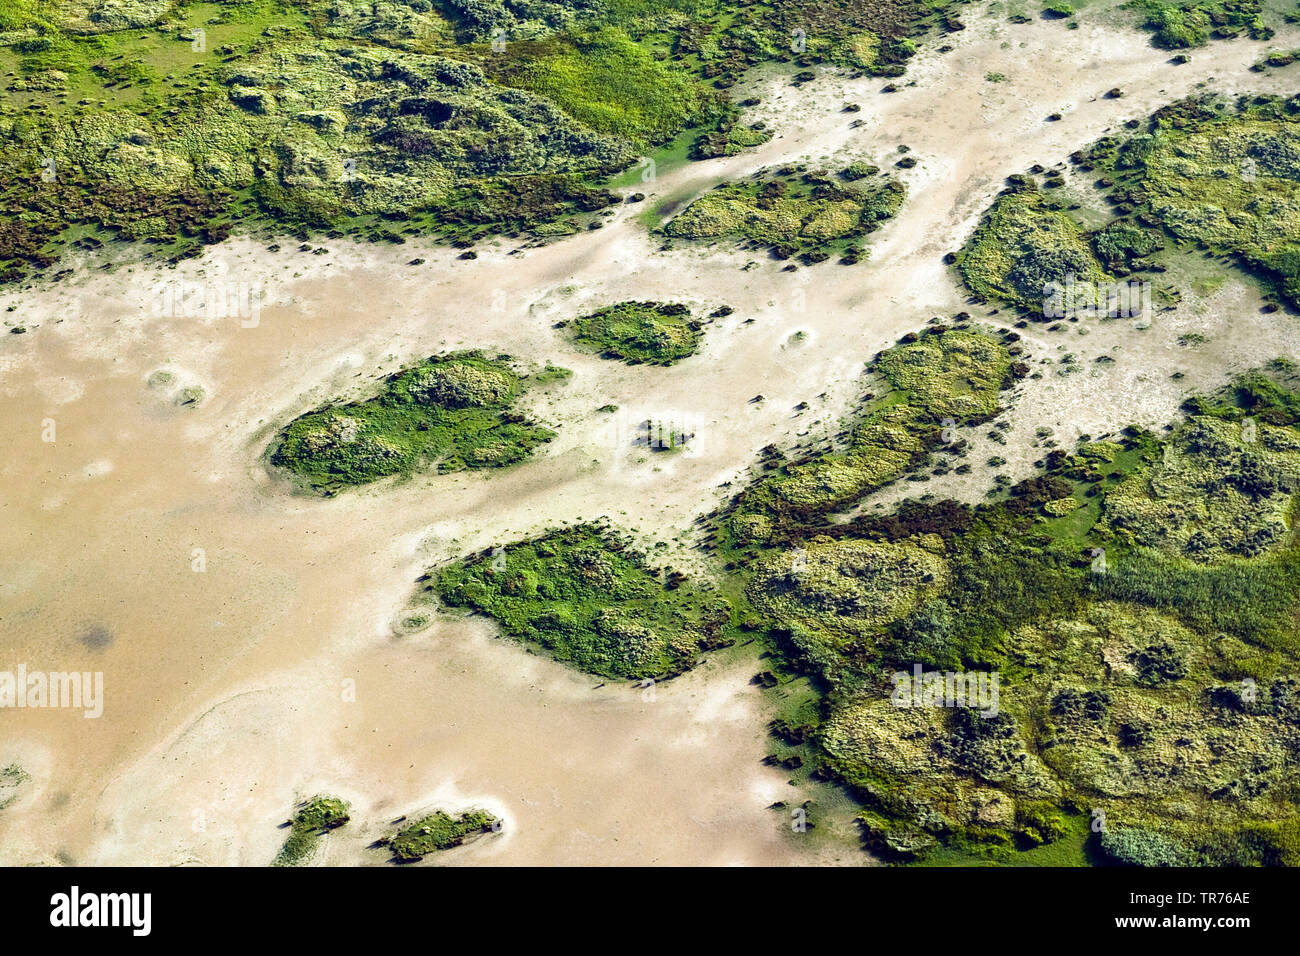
[269,351,564,493]
[725,326,1024,544]
[664,161,906,264]
[957,93,1300,317]
[712,349,1300,867]
[567,300,705,365]
[381,809,498,863]
[0,0,961,284]
[431,522,733,680]
[1251,47,1300,72]
[956,178,1117,312]
[1077,93,1300,309]
[1127,0,1273,49]
[273,795,351,866]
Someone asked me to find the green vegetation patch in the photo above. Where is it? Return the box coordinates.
[432,523,732,679]
[1079,94,1300,309]
[716,363,1300,866]
[877,329,1016,421]
[0,0,962,283]
[751,403,924,517]
[48,0,175,34]
[489,27,709,147]
[445,0,943,80]
[0,9,638,275]
[957,177,1112,312]
[225,41,631,217]
[689,104,773,160]
[663,161,905,264]
[1126,0,1272,50]
[568,300,704,364]
[273,795,351,866]
[269,351,560,493]
[748,538,949,666]
[726,327,1019,539]
[1101,415,1300,563]
[382,808,498,863]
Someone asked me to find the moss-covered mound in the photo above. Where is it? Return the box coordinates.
[1077,94,1300,309]
[381,809,498,862]
[957,177,1113,312]
[1102,415,1300,563]
[726,327,1020,539]
[1127,0,1272,50]
[431,523,732,679]
[488,27,709,147]
[749,538,949,666]
[568,300,704,364]
[876,329,1018,421]
[0,0,962,283]
[273,795,351,866]
[1253,48,1300,72]
[663,161,906,264]
[714,360,1300,866]
[269,351,561,493]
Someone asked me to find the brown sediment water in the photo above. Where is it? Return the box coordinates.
[2,10,1299,865]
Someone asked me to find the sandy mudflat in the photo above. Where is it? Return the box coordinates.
[3,8,1300,865]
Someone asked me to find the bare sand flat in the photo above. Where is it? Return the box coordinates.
[3,9,1300,865]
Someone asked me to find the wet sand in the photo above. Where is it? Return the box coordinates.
[2,9,1300,865]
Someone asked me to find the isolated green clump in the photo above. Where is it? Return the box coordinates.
[1254,49,1300,71]
[0,764,30,811]
[274,795,351,866]
[383,809,498,863]
[957,178,1111,311]
[664,162,905,264]
[569,301,704,365]
[433,523,732,679]
[270,351,559,492]
[1127,0,1272,49]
